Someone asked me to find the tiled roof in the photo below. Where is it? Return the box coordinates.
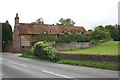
[17,23,87,35]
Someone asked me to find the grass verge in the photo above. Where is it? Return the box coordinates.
[20,54,120,71]
[20,54,41,60]
[58,59,120,71]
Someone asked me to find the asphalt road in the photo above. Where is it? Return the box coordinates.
[1,53,118,79]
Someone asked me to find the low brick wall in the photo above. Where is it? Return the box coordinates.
[58,53,119,63]
[53,42,90,50]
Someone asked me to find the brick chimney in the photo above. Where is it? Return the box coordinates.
[15,13,19,26]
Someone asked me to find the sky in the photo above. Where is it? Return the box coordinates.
[0,0,119,30]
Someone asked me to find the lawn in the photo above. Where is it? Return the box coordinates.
[59,41,119,55]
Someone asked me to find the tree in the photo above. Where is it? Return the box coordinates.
[32,18,44,24]
[56,18,75,26]
[117,25,120,41]
[105,25,119,41]
[91,25,111,41]
[2,21,12,48]
[95,25,107,31]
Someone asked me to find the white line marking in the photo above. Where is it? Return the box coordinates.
[9,61,27,67]
[41,70,71,78]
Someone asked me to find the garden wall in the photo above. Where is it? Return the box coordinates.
[53,42,90,50]
[58,53,119,63]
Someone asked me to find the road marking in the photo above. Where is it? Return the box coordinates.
[9,61,27,67]
[41,70,71,78]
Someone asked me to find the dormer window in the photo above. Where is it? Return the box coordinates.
[71,31,76,34]
[63,30,68,34]
[15,24,20,26]
[44,31,47,34]
[80,31,84,34]
[50,29,52,32]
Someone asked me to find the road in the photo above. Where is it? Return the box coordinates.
[1,53,119,79]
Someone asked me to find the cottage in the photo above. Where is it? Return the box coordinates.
[13,13,89,52]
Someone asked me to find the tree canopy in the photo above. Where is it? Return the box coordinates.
[105,25,119,41]
[2,21,12,48]
[90,25,111,41]
[56,18,75,26]
[32,18,44,24]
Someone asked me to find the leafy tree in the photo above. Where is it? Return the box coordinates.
[105,25,119,41]
[117,25,120,41]
[95,25,107,31]
[56,18,75,26]
[2,21,12,48]
[32,18,44,24]
[91,26,111,41]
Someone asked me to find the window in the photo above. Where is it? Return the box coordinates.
[56,34,60,38]
[63,30,68,34]
[22,46,25,48]
[81,32,84,34]
[71,31,76,34]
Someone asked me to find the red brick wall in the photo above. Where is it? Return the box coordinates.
[13,27,21,53]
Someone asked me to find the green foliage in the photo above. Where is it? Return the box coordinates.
[33,42,59,62]
[32,34,89,43]
[95,25,107,31]
[56,18,75,26]
[90,25,111,41]
[91,30,111,41]
[32,18,44,24]
[105,25,119,41]
[58,59,120,71]
[32,34,58,42]
[117,25,120,41]
[58,34,89,43]
[2,21,12,48]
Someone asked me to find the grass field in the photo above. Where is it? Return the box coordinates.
[59,41,119,55]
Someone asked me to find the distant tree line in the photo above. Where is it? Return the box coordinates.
[88,25,120,42]
[31,18,75,26]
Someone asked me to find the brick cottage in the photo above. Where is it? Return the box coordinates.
[13,13,89,53]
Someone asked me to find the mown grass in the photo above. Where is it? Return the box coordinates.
[58,59,120,71]
[59,41,119,55]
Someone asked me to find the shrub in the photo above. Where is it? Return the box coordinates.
[33,41,59,62]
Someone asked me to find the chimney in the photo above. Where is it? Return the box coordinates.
[15,13,19,26]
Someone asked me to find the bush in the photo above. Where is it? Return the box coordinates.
[33,41,59,62]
